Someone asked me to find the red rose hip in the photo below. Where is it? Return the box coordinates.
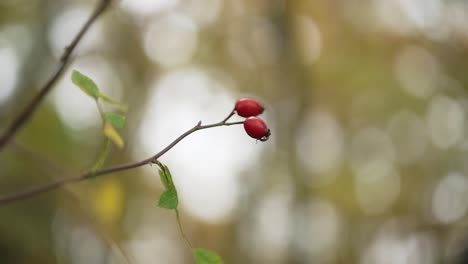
[243,117,270,141]
[235,98,264,117]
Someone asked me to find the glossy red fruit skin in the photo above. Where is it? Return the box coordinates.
[243,117,271,141]
[235,98,264,117]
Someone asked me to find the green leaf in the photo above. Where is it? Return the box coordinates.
[193,248,223,264]
[71,70,99,98]
[158,188,178,209]
[104,112,126,128]
[163,165,174,186]
[158,163,175,189]
[103,122,124,148]
[99,93,128,111]
[159,169,170,189]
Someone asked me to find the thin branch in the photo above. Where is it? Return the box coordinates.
[221,110,235,123]
[0,120,244,204]
[0,0,113,151]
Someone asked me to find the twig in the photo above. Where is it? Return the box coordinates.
[0,120,244,204]
[0,0,113,151]
[221,110,235,123]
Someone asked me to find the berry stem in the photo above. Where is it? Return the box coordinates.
[221,109,235,123]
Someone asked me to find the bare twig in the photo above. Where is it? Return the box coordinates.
[221,110,235,123]
[0,120,244,204]
[0,0,113,151]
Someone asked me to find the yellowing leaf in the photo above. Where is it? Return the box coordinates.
[103,122,124,148]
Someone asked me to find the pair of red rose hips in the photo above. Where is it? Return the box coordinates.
[234,98,270,141]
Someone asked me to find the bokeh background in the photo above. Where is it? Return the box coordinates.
[2,0,468,263]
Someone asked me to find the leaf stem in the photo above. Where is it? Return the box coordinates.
[221,110,235,123]
[96,99,105,121]
[91,139,111,172]
[175,209,193,249]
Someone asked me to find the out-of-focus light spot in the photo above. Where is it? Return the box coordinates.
[296,111,344,185]
[399,0,442,28]
[120,0,178,17]
[373,0,412,35]
[355,168,401,215]
[179,0,223,27]
[249,190,292,262]
[350,127,395,183]
[394,45,441,99]
[128,231,183,264]
[136,67,265,222]
[52,209,106,264]
[361,219,438,264]
[373,0,442,36]
[293,15,322,65]
[51,56,122,131]
[48,6,103,59]
[387,110,428,164]
[0,47,19,105]
[426,95,464,149]
[297,199,340,262]
[351,127,400,215]
[432,172,468,224]
[143,13,198,67]
[124,202,184,264]
[445,3,468,42]
[69,226,106,264]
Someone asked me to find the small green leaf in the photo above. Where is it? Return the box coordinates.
[163,165,174,186]
[104,112,126,128]
[99,93,128,111]
[71,70,99,98]
[103,122,124,148]
[158,188,178,209]
[159,169,170,189]
[193,248,223,264]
